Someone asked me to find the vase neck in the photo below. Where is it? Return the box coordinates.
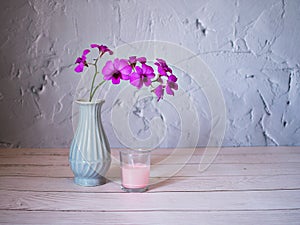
[78,102,103,124]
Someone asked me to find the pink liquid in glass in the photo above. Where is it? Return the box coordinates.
[121,163,150,188]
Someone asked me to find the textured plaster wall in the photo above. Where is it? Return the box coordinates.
[0,0,299,148]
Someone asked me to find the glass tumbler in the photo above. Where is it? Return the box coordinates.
[120,150,151,192]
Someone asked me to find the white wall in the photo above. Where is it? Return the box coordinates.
[0,0,299,148]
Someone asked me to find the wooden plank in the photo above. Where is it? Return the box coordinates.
[0,174,300,193]
[0,155,69,166]
[1,210,300,225]
[0,147,299,168]
[0,147,299,225]
[1,162,299,178]
[0,146,299,157]
[1,151,300,165]
[0,189,299,211]
[0,148,69,156]
[184,153,300,164]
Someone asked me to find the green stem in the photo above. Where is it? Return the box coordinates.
[151,78,161,84]
[89,57,100,102]
[90,80,106,101]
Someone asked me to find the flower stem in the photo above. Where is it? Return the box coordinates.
[90,80,106,101]
[89,57,100,102]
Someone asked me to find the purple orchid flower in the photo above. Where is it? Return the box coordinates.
[74,44,178,102]
[75,49,90,73]
[129,56,147,65]
[166,75,178,96]
[130,64,155,89]
[102,58,132,84]
[154,58,173,76]
[91,44,113,56]
[153,85,164,101]
[153,75,178,101]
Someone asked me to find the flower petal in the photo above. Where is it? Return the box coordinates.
[75,57,82,64]
[158,66,167,76]
[100,45,113,55]
[129,56,137,64]
[157,77,163,83]
[75,63,84,73]
[112,76,121,84]
[99,45,108,52]
[102,60,114,76]
[130,72,141,80]
[103,74,112,80]
[120,65,132,76]
[82,49,90,56]
[156,58,166,64]
[90,44,99,49]
[118,59,130,70]
[166,84,174,95]
[172,82,178,90]
[142,64,154,75]
[143,77,152,86]
[135,66,142,74]
[137,57,146,64]
[154,85,164,101]
[113,58,121,70]
[130,77,143,89]
[168,75,178,82]
[121,73,130,80]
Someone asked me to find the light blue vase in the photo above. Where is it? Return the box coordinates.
[69,99,111,186]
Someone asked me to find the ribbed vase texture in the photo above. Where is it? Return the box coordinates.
[69,100,111,186]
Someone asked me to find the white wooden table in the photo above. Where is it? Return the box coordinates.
[0,147,300,224]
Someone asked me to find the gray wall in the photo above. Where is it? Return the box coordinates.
[0,0,299,148]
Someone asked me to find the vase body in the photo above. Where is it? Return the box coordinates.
[69,100,111,186]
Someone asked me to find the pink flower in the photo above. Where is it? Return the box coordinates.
[91,44,113,56]
[130,64,155,89]
[153,75,178,101]
[102,58,132,84]
[166,75,178,96]
[154,58,172,76]
[153,85,164,101]
[75,49,90,73]
[129,56,147,65]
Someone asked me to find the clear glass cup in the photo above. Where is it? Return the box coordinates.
[120,150,151,192]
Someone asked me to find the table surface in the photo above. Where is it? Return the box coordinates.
[0,147,300,225]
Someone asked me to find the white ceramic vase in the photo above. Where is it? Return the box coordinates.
[69,99,111,186]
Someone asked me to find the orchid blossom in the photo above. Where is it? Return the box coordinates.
[102,58,132,84]
[74,44,178,102]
